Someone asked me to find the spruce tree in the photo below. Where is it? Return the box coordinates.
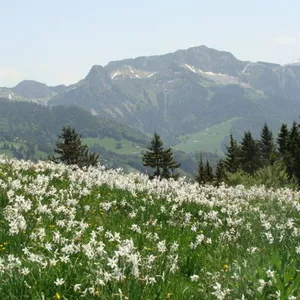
[142,132,164,179]
[260,123,276,165]
[240,131,262,174]
[224,134,241,173]
[287,122,300,181]
[142,132,180,180]
[205,160,214,183]
[51,126,99,168]
[161,148,181,180]
[215,159,227,186]
[195,153,206,185]
[288,122,300,155]
[277,123,290,158]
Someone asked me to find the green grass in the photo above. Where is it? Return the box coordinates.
[174,118,239,154]
[0,149,14,157]
[0,141,26,149]
[0,157,300,299]
[83,137,145,155]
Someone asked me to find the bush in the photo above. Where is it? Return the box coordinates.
[254,161,297,189]
[226,169,255,187]
[226,161,297,189]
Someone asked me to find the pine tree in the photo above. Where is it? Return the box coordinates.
[51,126,99,168]
[277,123,290,158]
[215,159,227,186]
[287,122,300,181]
[205,160,214,183]
[142,132,180,180]
[240,131,262,174]
[161,148,181,180]
[195,153,206,185]
[224,134,241,173]
[260,123,276,165]
[142,132,164,179]
[288,122,300,155]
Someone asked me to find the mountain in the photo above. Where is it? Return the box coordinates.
[285,59,300,67]
[4,46,300,152]
[0,80,67,103]
[48,46,300,148]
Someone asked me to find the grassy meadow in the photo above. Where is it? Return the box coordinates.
[0,156,299,299]
[174,119,238,154]
[83,138,144,155]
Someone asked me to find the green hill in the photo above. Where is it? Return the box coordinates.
[0,99,148,171]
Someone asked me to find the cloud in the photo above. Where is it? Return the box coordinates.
[272,35,297,45]
[0,68,25,87]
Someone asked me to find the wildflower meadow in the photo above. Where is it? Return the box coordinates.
[0,155,299,299]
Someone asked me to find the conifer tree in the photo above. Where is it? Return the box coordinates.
[277,123,290,158]
[205,160,214,183]
[287,122,300,181]
[195,153,206,185]
[240,131,262,174]
[288,122,300,155]
[142,132,164,179]
[215,159,227,186]
[224,134,241,173]
[142,132,180,180]
[51,126,99,168]
[260,123,276,165]
[161,148,181,180]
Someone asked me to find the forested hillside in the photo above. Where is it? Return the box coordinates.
[0,99,210,175]
[0,99,148,170]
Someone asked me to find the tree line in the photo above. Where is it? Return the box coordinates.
[195,121,300,187]
[140,121,300,188]
[51,120,300,189]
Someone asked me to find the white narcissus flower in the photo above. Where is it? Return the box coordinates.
[54,278,65,286]
[266,269,275,278]
[20,267,30,275]
[190,274,199,282]
[73,284,82,292]
[157,240,167,253]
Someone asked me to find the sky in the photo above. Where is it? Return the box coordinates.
[1,0,300,87]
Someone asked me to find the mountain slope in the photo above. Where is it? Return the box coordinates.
[0,98,150,170]
[4,45,300,150]
[50,46,300,146]
[0,98,205,175]
[0,80,67,103]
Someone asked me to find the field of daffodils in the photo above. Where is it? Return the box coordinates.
[0,155,299,299]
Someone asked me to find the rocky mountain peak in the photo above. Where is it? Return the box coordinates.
[85,65,112,88]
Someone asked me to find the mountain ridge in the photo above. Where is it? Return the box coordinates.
[2,45,300,150]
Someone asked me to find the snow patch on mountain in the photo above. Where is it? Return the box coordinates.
[129,66,134,74]
[111,71,121,79]
[110,65,153,80]
[242,63,253,74]
[184,64,197,73]
[284,59,300,66]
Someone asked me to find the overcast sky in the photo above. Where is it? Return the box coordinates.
[1,0,299,87]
